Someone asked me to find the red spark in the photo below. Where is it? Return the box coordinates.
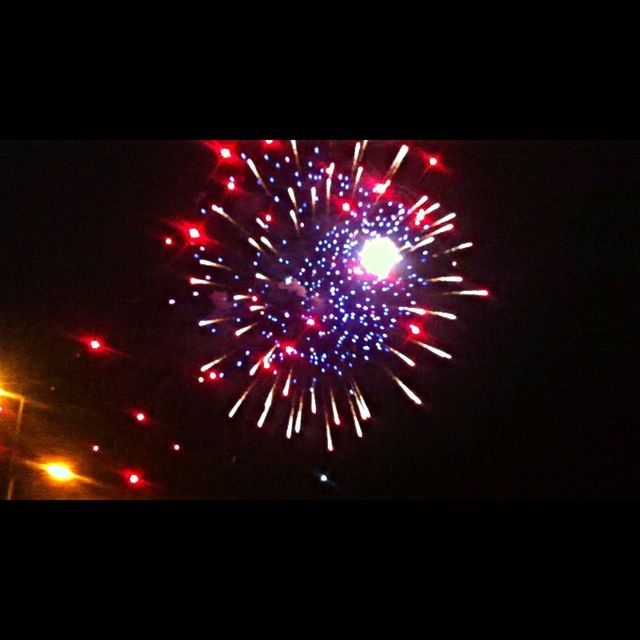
[409,324,421,336]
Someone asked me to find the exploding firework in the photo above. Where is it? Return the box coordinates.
[177,141,488,451]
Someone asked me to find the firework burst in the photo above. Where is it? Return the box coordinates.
[179,141,488,451]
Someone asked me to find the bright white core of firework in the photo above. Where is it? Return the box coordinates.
[359,237,402,279]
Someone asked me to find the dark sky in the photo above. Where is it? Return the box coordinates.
[0,140,637,499]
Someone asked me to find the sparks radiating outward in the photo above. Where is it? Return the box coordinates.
[178,141,489,451]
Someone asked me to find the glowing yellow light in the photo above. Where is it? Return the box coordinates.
[360,237,402,279]
[42,463,75,482]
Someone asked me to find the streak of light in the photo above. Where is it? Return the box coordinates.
[198,318,231,327]
[310,381,317,414]
[211,204,244,230]
[413,340,452,359]
[386,144,409,181]
[294,393,304,434]
[257,380,278,428]
[408,195,428,214]
[311,186,317,216]
[260,236,278,253]
[286,393,296,439]
[287,186,298,209]
[235,323,258,337]
[388,371,423,405]
[283,367,293,397]
[324,404,334,452]
[353,165,363,194]
[246,158,271,196]
[434,242,473,257]
[347,395,363,438]
[388,346,416,367]
[289,209,301,235]
[444,289,489,296]
[250,345,277,376]
[290,140,300,169]
[228,379,259,418]
[201,354,230,372]
[432,212,456,227]
[329,386,340,425]
[352,142,361,177]
[198,259,232,270]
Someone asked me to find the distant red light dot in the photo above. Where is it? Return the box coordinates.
[136,412,146,422]
[265,140,273,145]
[429,157,438,167]
[342,203,350,212]
[164,237,173,246]
[198,376,205,383]
[188,228,200,239]
[265,214,272,222]
[92,445,100,452]
[306,318,316,326]
[227,180,235,191]
[409,324,421,335]
[89,340,102,350]
[220,148,231,158]
[209,371,218,380]
[128,473,140,485]
[173,444,181,452]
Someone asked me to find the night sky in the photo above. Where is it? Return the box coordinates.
[0,140,637,500]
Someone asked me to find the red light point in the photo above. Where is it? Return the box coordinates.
[429,157,438,167]
[164,237,174,246]
[409,324,421,336]
[136,412,146,423]
[306,318,316,327]
[188,227,200,240]
[227,180,235,191]
[265,140,273,145]
[91,444,100,452]
[128,473,140,485]
[265,214,272,222]
[209,371,218,380]
[173,444,181,452]
[342,203,351,213]
[89,339,102,351]
[220,148,231,159]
